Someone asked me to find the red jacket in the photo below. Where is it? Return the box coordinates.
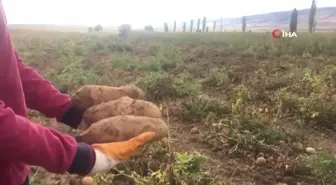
[0,2,90,185]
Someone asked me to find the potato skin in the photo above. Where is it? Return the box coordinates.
[75,115,168,145]
[83,96,162,125]
[71,85,145,113]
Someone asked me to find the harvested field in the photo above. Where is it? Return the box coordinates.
[11,29,336,185]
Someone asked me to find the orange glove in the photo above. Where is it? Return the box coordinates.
[88,132,155,174]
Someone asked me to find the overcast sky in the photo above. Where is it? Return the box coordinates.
[2,0,336,28]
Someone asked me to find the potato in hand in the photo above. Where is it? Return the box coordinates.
[71,85,145,113]
[75,115,168,145]
[82,96,162,125]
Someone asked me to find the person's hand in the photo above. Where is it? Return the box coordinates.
[88,131,156,174]
[58,87,93,130]
[57,87,85,129]
[58,104,84,129]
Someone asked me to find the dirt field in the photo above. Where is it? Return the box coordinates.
[10,29,336,185]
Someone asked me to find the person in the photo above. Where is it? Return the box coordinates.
[0,1,155,185]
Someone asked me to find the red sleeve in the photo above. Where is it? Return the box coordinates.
[15,52,72,121]
[0,1,94,175]
[0,2,70,120]
[0,100,77,173]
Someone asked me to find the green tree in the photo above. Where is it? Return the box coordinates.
[290,8,298,33]
[308,0,317,33]
[182,22,186,32]
[118,24,131,38]
[213,21,216,32]
[94,24,103,32]
[190,20,194,32]
[202,16,207,32]
[242,16,246,32]
[144,25,154,32]
[164,22,168,32]
[173,20,176,32]
[197,18,201,32]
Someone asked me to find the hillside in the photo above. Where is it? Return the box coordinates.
[211,7,336,31]
[8,7,336,32]
[8,24,90,32]
[8,24,120,32]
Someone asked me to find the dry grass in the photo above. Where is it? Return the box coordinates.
[11,29,336,185]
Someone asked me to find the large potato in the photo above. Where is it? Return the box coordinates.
[83,96,162,125]
[75,115,168,145]
[71,85,145,113]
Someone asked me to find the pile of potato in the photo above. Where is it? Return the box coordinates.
[71,85,169,145]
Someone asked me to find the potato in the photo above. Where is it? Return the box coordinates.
[71,85,145,113]
[82,96,162,125]
[81,176,94,185]
[75,115,168,145]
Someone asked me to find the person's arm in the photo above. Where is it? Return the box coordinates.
[0,99,155,175]
[0,100,95,175]
[0,1,94,174]
[0,1,153,176]
[2,0,79,128]
[15,52,82,128]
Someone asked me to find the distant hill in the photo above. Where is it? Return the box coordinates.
[8,7,336,32]
[8,24,119,32]
[8,24,90,32]
[162,7,336,32]
[210,7,336,32]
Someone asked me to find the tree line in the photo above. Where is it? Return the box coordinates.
[162,0,317,33]
[88,0,317,34]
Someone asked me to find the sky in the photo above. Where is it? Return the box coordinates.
[2,0,336,29]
